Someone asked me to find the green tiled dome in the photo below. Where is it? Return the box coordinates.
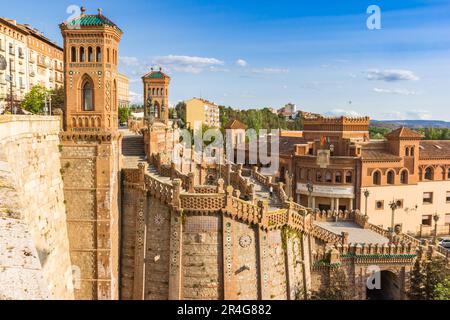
[64,11,121,32]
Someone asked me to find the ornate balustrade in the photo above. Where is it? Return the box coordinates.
[179,193,226,213]
[228,196,261,225]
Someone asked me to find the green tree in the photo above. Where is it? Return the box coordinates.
[118,106,131,125]
[21,85,49,114]
[50,86,65,111]
[175,102,187,126]
[434,279,450,300]
[409,257,450,300]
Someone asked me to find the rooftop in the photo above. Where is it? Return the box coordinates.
[385,126,423,140]
[62,8,121,32]
[315,221,389,245]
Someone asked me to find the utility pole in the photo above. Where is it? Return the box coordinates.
[9,60,14,114]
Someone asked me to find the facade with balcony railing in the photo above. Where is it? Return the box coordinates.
[0,17,64,111]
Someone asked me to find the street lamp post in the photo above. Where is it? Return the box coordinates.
[363,189,370,217]
[307,181,314,209]
[389,199,399,237]
[433,212,440,243]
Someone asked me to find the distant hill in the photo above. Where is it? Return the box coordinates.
[372,120,450,129]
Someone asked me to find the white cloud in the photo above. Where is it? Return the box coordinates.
[119,56,140,67]
[405,110,432,120]
[129,91,143,105]
[250,67,289,75]
[324,109,361,117]
[373,88,419,95]
[236,59,247,67]
[153,55,224,74]
[378,109,433,120]
[364,69,419,82]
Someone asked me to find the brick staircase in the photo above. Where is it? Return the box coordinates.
[121,130,146,168]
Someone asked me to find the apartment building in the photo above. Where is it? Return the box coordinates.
[0,17,63,113]
[184,97,220,129]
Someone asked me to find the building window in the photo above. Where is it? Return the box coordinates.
[423,192,433,204]
[373,171,381,185]
[335,172,342,183]
[80,47,85,62]
[396,199,404,209]
[424,167,434,181]
[346,171,352,183]
[316,171,322,182]
[107,48,110,63]
[400,170,408,184]
[422,215,432,226]
[405,147,410,157]
[96,47,102,62]
[71,47,77,62]
[446,191,450,203]
[82,79,93,111]
[447,168,450,180]
[88,47,93,62]
[445,214,450,226]
[325,171,332,183]
[411,147,415,156]
[387,170,395,185]
[375,201,384,210]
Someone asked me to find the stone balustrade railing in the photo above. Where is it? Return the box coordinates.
[179,193,226,212]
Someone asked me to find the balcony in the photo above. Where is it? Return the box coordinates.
[9,48,15,56]
[29,55,35,64]
[18,67,25,74]
[29,71,35,77]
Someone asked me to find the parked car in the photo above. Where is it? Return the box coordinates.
[439,238,450,249]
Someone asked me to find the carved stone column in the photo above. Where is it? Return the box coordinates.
[168,210,183,300]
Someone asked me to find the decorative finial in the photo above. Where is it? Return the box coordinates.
[98,8,103,16]
[81,6,86,15]
[150,67,154,71]
[159,67,162,71]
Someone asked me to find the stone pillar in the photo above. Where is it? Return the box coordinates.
[349,198,354,211]
[168,211,183,300]
[311,197,316,210]
[256,228,270,300]
[336,198,340,212]
[188,172,195,193]
[132,189,147,300]
[222,216,237,300]
[330,198,335,212]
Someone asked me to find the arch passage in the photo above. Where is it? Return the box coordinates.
[366,270,401,300]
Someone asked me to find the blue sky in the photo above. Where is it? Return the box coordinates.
[2,0,450,120]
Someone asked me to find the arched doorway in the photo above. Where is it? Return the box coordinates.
[366,270,401,300]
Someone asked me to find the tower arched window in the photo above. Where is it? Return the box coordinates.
[82,78,94,111]
[387,170,395,185]
[373,171,381,185]
[96,47,102,62]
[71,46,77,62]
[80,47,85,62]
[405,147,410,157]
[400,170,408,184]
[411,147,415,156]
[87,47,93,62]
[425,167,434,181]
[107,48,110,63]
[316,170,322,182]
